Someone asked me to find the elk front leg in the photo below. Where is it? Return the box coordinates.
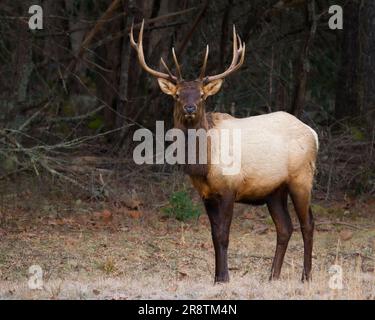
[204,193,234,283]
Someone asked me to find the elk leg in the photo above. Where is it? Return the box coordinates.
[267,187,293,280]
[289,183,314,281]
[204,193,234,283]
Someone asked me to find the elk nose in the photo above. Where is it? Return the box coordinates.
[184,105,197,114]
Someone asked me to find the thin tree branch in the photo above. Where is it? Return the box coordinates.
[176,0,210,56]
[290,0,318,117]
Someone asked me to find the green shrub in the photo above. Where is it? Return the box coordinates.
[162,191,201,221]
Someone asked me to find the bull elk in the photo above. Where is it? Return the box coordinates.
[130,21,319,283]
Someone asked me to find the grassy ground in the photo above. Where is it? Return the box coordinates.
[0,175,374,300]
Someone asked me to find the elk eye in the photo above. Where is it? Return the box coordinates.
[175,93,179,99]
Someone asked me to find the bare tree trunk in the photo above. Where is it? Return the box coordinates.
[12,2,33,104]
[43,0,71,81]
[360,0,375,127]
[12,23,32,104]
[65,0,87,56]
[124,0,145,124]
[116,0,130,130]
[219,0,234,69]
[94,0,125,132]
[290,0,317,118]
[176,0,209,56]
[335,0,360,121]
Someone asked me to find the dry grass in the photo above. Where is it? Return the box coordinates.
[0,180,374,300]
[1,269,374,300]
[0,171,374,300]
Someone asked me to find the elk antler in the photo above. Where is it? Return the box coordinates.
[129,20,183,82]
[200,25,245,83]
[199,45,209,80]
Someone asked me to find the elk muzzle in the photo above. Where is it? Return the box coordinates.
[184,104,197,119]
[184,104,197,114]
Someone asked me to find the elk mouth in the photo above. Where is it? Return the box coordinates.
[184,114,196,121]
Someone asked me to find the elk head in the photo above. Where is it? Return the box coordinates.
[130,20,246,129]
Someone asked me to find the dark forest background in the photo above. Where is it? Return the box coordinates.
[0,0,374,201]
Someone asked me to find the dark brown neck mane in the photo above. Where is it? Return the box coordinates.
[173,106,215,177]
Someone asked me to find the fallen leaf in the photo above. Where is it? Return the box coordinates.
[178,271,188,280]
[128,210,143,219]
[101,209,112,221]
[116,208,128,216]
[369,237,375,250]
[200,242,210,249]
[243,212,253,220]
[254,225,268,235]
[199,215,209,226]
[229,267,240,271]
[121,193,143,210]
[64,238,78,247]
[167,284,178,292]
[339,229,353,241]
[130,199,143,210]
[363,266,374,273]
[111,294,128,300]
[93,289,101,296]
[0,228,7,237]
[94,209,113,222]
[257,211,268,219]
[316,224,333,232]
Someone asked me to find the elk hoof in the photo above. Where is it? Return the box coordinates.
[214,275,230,284]
[269,274,281,281]
[301,272,312,282]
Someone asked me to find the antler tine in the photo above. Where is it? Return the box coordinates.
[231,34,243,66]
[199,45,209,80]
[226,39,245,74]
[231,25,238,66]
[129,21,137,48]
[238,35,245,54]
[230,42,246,73]
[160,57,175,79]
[172,48,183,81]
[204,25,246,82]
[227,26,242,69]
[129,19,177,81]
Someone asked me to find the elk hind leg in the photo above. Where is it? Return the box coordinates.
[289,176,314,281]
[267,186,293,280]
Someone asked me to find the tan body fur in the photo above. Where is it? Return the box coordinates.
[190,111,318,203]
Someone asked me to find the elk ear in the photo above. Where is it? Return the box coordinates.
[157,78,177,96]
[203,79,223,98]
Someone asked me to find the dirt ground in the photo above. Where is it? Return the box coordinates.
[0,176,374,300]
